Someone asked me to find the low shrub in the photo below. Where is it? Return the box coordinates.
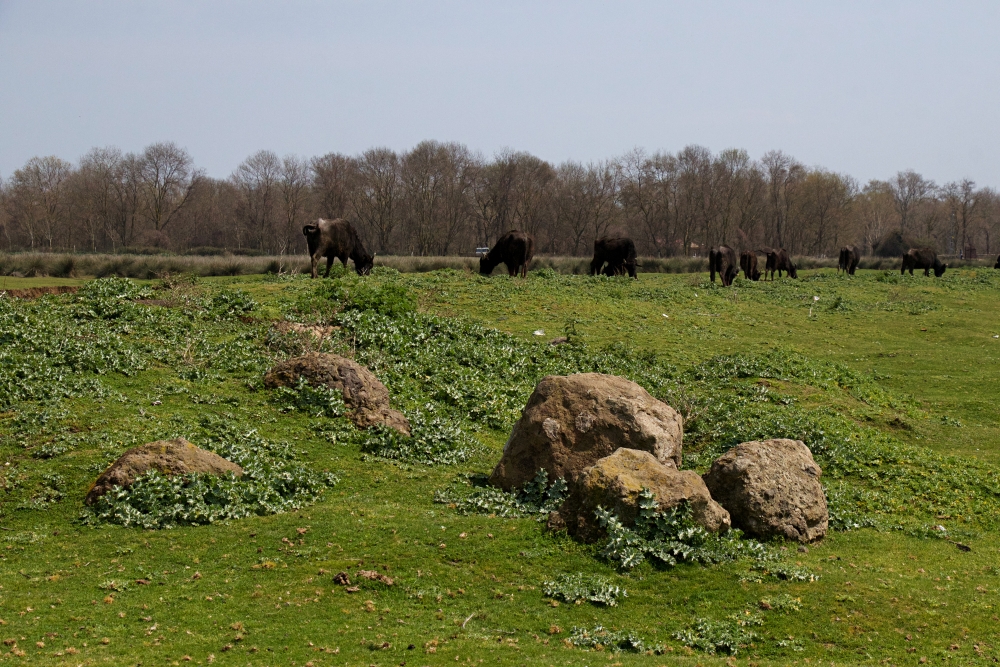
[542,573,626,606]
[568,625,664,653]
[595,489,766,570]
[83,418,339,529]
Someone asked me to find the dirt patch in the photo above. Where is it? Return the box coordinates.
[0,286,80,299]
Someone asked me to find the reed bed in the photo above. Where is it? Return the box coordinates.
[0,251,994,279]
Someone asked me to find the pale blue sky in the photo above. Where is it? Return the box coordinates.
[2,1,998,185]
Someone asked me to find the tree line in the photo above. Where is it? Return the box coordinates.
[2,140,999,259]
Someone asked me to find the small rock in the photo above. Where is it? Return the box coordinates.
[797,545,809,554]
[85,438,242,505]
[548,336,569,346]
[264,353,410,435]
[557,448,730,542]
[332,572,350,586]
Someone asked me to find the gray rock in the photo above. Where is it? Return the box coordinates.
[555,447,730,541]
[264,352,410,435]
[702,438,828,543]
[488,373,683,490]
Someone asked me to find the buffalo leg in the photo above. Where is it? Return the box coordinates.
[324,255,334,278]
[310,253,320,279]
[590,258,602,275]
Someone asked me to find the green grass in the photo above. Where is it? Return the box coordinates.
[1,268,999,665]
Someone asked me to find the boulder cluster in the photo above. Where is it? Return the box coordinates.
[87,354,828,548]
[490,373,828,543]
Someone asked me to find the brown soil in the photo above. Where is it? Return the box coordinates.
[1,286,80,299]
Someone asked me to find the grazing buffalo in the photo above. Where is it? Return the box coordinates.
[901,248,946,277]
[591,237,637,278]
[480,230,535,277]
[838,245,859,275]
[303,218,374,278]
[764,248,798,280]
[994,254,1000,269]
[740,250,761,281]
[709,245,739,286]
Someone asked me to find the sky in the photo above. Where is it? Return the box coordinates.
[2,1,999,186]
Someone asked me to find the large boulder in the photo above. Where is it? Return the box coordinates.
[702,439,828,543]
[554,448,730,541]
[489,373,683,490]
[85,438,242,505]
[264,352,410,435]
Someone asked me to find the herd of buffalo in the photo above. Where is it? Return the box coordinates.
[304,217,998,281]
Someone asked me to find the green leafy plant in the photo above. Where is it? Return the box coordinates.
[434,469,567,518]
[595,489,765,570]
[357,409,476,465]
[568,625,664,653]
[672,610,764,655]
[542,573,626,606]
[84,418,339,529]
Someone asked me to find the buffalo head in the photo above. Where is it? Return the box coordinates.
[934,262,947,277]
[355,252,374,276]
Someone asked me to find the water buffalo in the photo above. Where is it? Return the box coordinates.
[901,248,946,277]
[591,237,637,278]
[303,218,374,278]
[838,245,859,275]
[740,250,761,281]
[480,230,535,277]
[764,248,797,280]
[709,246,739,286]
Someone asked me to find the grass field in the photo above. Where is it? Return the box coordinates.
[1,266,999,666]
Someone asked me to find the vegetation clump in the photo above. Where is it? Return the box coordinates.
[596,489,766,570]
[84,418,338,529]
[568,625,664,653]
[435,469,567,518]
[542,572,626,606]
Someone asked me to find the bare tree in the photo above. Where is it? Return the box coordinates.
[798,170,856,256]
[351,148,400,254]
[511,153,557,242]
[943,179,978,256]
[139,142,199,235]
[278,155,311,256]
[401,141,448,256]
[311,152,353,219]
[231,150,281,251]
[619,149,673,256]
[5,156,73,250]
[857,180,895,254]
[761,150,805,250]
[470,150,518,246]
[435,143,474,255]
[890,170,935,236]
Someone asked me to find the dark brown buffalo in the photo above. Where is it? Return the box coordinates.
[764,248,797,280]
[994,254,999,269]
[303,218,374,278]
[838,245,859,275]
[591,237,637,278]
[740,250,761,281]
[480,230,535,277]
[709,246,739,286]
[901,248,946,277]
